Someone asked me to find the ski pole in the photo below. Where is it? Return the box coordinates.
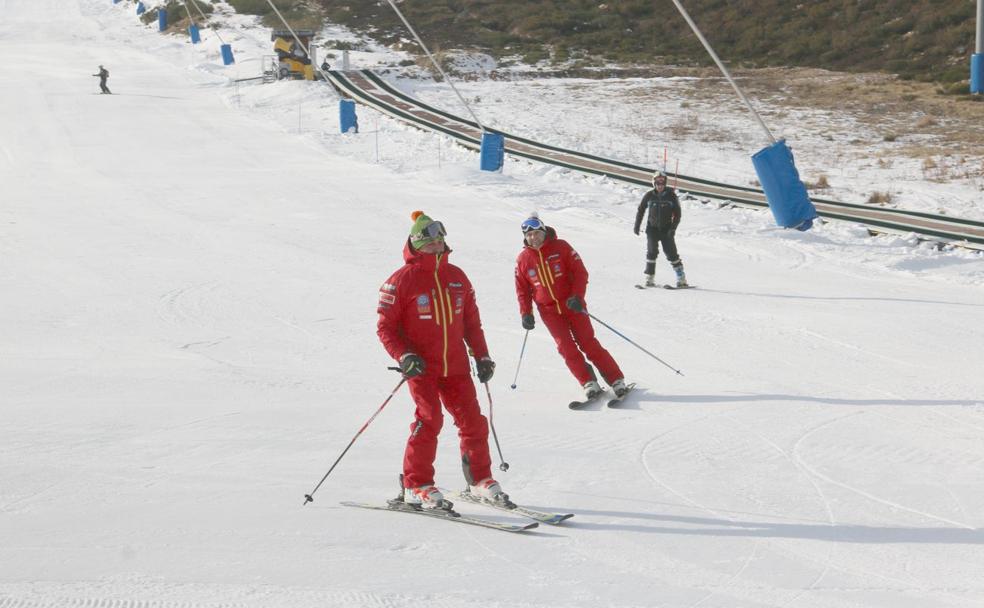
[303,377,407,505]
[483,382,510,472]
[587,312,684,376]
[510,330,530,389]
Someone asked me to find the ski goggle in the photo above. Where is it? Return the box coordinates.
[416,221,447,240]
[521,217,545,233]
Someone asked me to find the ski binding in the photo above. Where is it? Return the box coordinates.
[606,383,637,407]
[449,490,574,525]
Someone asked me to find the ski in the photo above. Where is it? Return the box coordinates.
[340,501,539,533]
[606,383,637,407]
[663,284,697,290]
[569,391,606,410]
[634,284,653,290]
[448,490,574,525]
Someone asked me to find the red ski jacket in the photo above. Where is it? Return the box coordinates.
[377,240,490,377]
[514,227,589,317]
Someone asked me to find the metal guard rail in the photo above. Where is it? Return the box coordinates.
[325,70,984,251]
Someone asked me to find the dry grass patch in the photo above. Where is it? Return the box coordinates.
[805,174,830,190]
[867,191,893,205]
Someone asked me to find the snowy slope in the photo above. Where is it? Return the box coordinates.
[2,2,983,607]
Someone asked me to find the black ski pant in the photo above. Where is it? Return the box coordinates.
[644,227,681,276]
[99,80,111,94]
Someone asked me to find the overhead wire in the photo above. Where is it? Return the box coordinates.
[382,0,488,134]
[186,0,227,45]
[261,0,340,99]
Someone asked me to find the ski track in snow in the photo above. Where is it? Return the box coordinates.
[722,414,837,607]
[638,406,983,604]
[791,413,977,531]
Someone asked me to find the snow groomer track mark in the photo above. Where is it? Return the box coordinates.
[325,70,984,251]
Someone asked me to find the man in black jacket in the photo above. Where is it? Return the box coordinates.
[634,171,687,288]
[93,65,111,94]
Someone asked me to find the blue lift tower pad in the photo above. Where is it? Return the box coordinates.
[751,139,817,231]
[480,132,504,172]
[971,54,983,94]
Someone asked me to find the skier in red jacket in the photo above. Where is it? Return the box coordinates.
[514,213,628,400]
[377,211,509,510]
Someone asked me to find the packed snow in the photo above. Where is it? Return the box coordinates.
[2,1,983,607]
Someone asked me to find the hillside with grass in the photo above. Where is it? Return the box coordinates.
[299,0,977,89]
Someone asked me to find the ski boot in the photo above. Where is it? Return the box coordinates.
[672,261,688,288]
[391,474,454,511]
[468,478,516,509]
[582,380,603,399]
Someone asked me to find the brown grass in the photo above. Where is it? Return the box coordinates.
[726,66,984,173]
[867,191,893,205]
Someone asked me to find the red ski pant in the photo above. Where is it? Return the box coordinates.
[403,374,492,489]
[539,306,624,386]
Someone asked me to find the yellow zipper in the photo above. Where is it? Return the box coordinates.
[432,253,449,375]
[536,249,561,314]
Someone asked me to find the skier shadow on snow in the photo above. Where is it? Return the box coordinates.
[606,389,663,410]
[567,511,984,544]
[697,288,983,309]
[124,94,186,100]
[92,93,186,100]
[654,394,977,407]
[570,389,659,411]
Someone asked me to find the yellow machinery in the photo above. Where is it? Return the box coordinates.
[271,30,316,80]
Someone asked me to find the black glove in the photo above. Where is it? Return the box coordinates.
[399,353,425,378]
[476,357,495,383]
[633,226,640,236]
[566,295,584,313]
[521,314,535,330]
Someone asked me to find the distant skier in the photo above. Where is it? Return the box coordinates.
[93,65,111,94]
[376,210,509,510]
[513,213,628,400]
[634,171,686,287]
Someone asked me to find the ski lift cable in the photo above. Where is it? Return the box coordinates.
[187,0,227,45]
[262,0,341,99]
[383,0,488,134]
[666,0,776,145]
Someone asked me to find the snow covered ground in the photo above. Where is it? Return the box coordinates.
[2,1,983,607]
